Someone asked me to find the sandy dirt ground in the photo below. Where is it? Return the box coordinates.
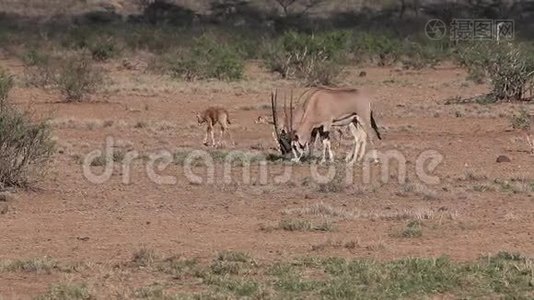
[0,55,533,298]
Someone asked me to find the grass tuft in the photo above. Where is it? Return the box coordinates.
[277,219,334,232]
[36,283,92,300]
[0,257,58,273]
[401,220,423,238]
[132,248,159,268]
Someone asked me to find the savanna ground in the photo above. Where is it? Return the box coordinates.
[1,1,534,299]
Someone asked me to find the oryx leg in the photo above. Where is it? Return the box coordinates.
[204,124,213,146]
[320,138,329,164]
[346,139,358,164]
[319,130,334,164]
[272,132,281,151]
[218,126,232,147]
[220,115,234,146]
[210,125,216,147]
[325,138,334,162]
[336,128,344,149]
[344,123,356,163]
[309,130,316,158]
[309,128,320,158]
[226,128,234,146]
[357,133,367,162]
[217,127,224,147]
[346,122,365,165]
[203,130,209,146]
[292,146,304,162]
[360,121,378,163]
[324,125,335,162]
[327,139,334,162]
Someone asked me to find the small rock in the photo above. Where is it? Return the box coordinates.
[496,155,511,163]
[359,71,367,77]
[0,203,8,215]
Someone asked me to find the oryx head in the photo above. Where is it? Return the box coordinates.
[292,133,307,153]
[270,90,295,156]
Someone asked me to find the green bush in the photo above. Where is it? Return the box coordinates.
[88,36,121,61]
[57,54,103,101]
[400,39,449,70]
[59,26,121,61]
[170,35,244,81]
[21,49,50,66]
[352,32,402,66]
[0,70,54,188]
[457,42,534,101]
[123,26,187,53]
[264,31,349,86]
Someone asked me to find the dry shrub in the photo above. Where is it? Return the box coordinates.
[22,50,104,101]
[457,42,534,101]
[0,70,54,188]
[510,107,531,130]
[22,49,57,88]
[264,31,348,86]
[0,68,13,105]
[57,53,104,102]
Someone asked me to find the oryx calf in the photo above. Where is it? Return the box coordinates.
[196,107,233,147]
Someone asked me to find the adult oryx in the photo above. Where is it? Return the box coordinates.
[270,87,382,164]
[290,87,382,163]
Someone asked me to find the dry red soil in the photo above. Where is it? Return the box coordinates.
[1,57,533,298]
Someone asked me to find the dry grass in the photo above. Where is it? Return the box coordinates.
[282,202,356,220]
[311,239,359,251]
[131,248,159,268]
[398,182,439,200]
[104,69,290,96]
[48,118,178,132]
[282,202,456,222]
